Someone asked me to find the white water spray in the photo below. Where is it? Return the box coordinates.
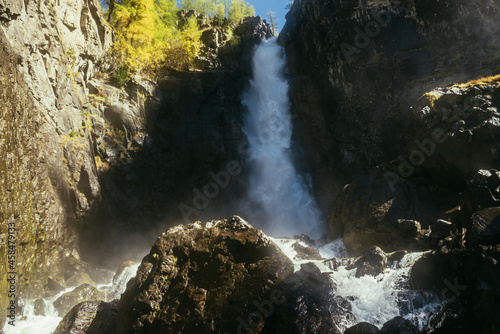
[2,264,139,334]
[242,38,323,238]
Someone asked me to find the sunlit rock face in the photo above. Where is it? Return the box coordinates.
[0,0,111,327]
[279,0,500,209]
[115,216,294,333]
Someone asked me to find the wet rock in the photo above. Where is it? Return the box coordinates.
[113,261,137,280]
[116,216,294,333]
[330,175,454,255]
[429,220,454,244]
[263,262,352,334]
[424,300,467,334]
[34,299,46,316]
[293,234,316,247]
[458,169,500,245]
[380,316,419,334]
[45,278,66,298]
[387,251,408,265]
[53,284,105,317]
[347,247,387,278]
[64,257,114,286]
[411,246,500,333]
[468,207,500,246]
[292,242,323,261]
[107,261,138,301]
[54,300,118,334]
[65,273,96,288]
[345,322,381,334]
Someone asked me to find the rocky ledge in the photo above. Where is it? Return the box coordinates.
[330,77,500,256]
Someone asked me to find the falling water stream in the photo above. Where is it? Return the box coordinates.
[242,37,323,238]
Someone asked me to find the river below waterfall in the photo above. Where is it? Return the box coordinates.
[272,238,443,332]
[2,264,140,334]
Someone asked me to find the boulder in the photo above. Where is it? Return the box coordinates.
[292,242,323,261]
[345,322,381,334]
[347,247,387,278]
[53,284,105,317]
[330,175,454,255]
[410,246,500,333]
[380,316,419,334]
[262,262,352,334]
[54,300,118,334]
[116,216,294,333]
[468,207,500,246]
[458,169,500,245]
[34,299,46,316]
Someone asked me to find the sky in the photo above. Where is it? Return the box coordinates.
[249,0,290,32]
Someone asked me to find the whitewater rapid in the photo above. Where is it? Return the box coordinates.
[2,264,139,334]
[272,238,443,332]
[242,37,323,238]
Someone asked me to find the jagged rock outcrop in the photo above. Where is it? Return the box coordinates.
[330,174,455,255]
[409,79,500,188]
[279,0,500,210]
[54,300,119,334]
[410,246,500,334]
[54,283,105,317]
[113,216,294,333]
[329,77,500,255]
[346,246,387,278]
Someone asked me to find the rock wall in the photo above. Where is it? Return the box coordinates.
[279,0,500,210]
[0,0,114,327]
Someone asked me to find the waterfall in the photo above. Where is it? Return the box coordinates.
[242,37,323,238]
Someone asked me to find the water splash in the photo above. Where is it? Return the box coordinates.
[105,263,140,301]
[242,37,323,238]
[2,263,139,334]
[273,238,442,332]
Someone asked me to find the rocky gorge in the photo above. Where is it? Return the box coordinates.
[1,0,500,333]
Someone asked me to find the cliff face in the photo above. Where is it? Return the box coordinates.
[0,0,113,326]
[279,0,500,209]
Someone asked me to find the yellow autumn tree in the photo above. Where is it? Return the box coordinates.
[111,0,175,75]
